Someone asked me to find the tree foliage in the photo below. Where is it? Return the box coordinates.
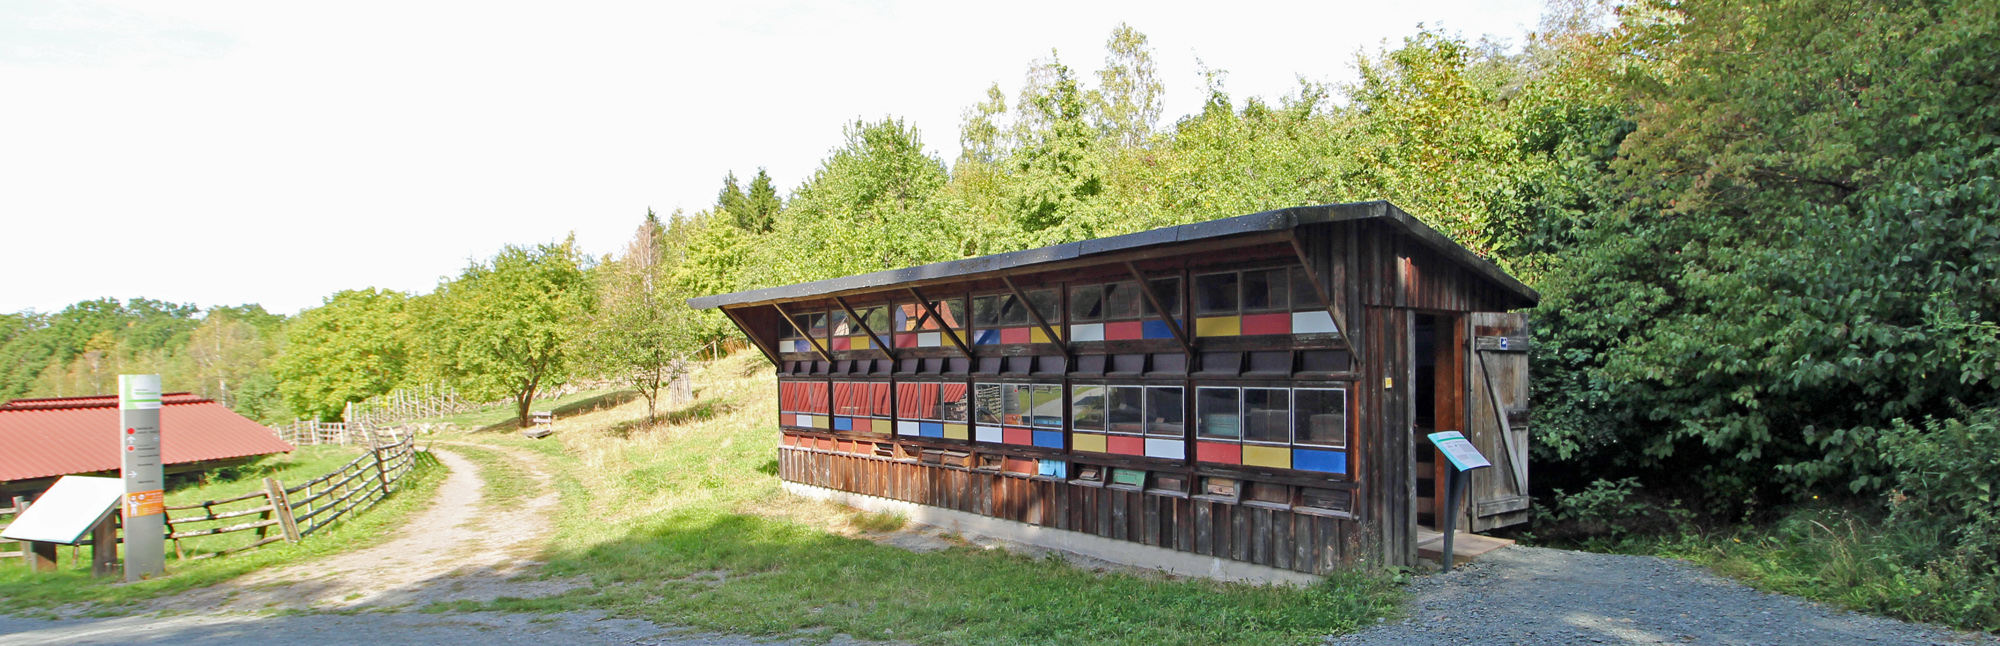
[424,239,594,428]
[276,289,411,422]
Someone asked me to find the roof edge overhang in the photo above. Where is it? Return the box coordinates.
[687,201,1540,310]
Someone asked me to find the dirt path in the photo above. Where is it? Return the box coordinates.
[1331,545,1996,646]
[163,444,575,612]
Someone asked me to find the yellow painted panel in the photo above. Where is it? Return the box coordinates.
[1030,327,1062,343]
[1196,316,1242,337]
[1072,433,1108,453]
[809,415,828,429]
[1241,444,1291,469]
[851,335,872,350]
[943,424,969,440]
[872,418,893,434]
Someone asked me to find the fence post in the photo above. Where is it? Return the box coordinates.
[90,515,117,577]
[372,446,390,498]
[264,477,301,542]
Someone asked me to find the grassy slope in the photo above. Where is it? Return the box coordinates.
[446,351,1403,646]
[0,448,445,613]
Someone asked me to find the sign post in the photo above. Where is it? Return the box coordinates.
[119,374,166,581]
[1426,431,1492,572]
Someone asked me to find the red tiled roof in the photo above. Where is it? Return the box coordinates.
[0,392,295,483]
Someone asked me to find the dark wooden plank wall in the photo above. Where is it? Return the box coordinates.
[778,445,1359,575]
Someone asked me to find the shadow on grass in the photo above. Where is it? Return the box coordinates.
[473,390,645,434]
[451,510,1399,646]
[603,399,737,439]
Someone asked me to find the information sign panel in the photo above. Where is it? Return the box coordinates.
[1427,431,1492,471]
[0,476,123,545]
[120,374,166,581]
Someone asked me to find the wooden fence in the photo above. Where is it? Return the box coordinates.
[1,498,22,561]
[3,433,419,568]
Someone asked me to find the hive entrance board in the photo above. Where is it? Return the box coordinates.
[1,476,124,545]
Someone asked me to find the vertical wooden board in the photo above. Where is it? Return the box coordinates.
[1127,491,1145,546]
[1251,508,1273,566]
[1193,501,1214,555]
[1053,483,1071,530]
[1317,517,1342,573]
[1229,504,1251,562]
[1142,495,1161,546]
[1293,513,1315,573]
[1272,511,1294,571]
[1107,489,1126,541]
[1174,498,1195,552]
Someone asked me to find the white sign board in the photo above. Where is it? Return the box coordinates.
[1427,431,1492,472]
[0,476,123,545]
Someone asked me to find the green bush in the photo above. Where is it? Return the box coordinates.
[1881,405,2000,576]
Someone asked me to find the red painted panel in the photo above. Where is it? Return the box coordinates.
[831,336,851,351]
[1003,427,1033,445]
[780,413,796,427]
[1000,327,1032,344]
[895,333,918,348]
[1107,434,1146,456]
[1241,312,1292,336]
[1104,321,1145,340]
[1003,457,1035,474]
[1196,441,1242,464]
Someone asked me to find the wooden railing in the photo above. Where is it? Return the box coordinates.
[0,498,22,561]
[161,433,417,560]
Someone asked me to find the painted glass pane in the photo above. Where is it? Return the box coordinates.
[1026,289,1061,323]
[940,383,970,423]
[933,299,965,329]
[1070,384,1106,431]
[973,383,1003,425]
[828,310,851,336]
[1293,388,1347,447]
[1146,386,1184,437]
[1243,269,1288,312]
[1243,388,1290,443]
[1107,385,1144,434]
[1195,273,1239,315]
[1070,285,1104,321]
[1030,384,1062,428]
[808,312,828,336]
[1196,387,1241,439]
[1102,281,1142,320]
[894,303,920,332]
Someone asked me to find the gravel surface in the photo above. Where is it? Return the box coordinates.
[1331,545,1997,646]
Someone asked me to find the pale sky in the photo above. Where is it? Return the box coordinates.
[1,0,1547,316]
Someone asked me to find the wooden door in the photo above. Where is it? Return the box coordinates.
[1464,312,1530,531]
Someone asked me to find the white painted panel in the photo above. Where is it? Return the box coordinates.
[897,421,920,436]
[1144,439,1185,459]
[975,426,1004,443]
[0,476,123,545]
[1292,311,1339,334]
[1071,323,1105,342]
[918,332,941,347]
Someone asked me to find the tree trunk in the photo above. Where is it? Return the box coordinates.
[516,391,534,429]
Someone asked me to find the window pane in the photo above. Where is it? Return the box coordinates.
[1070,285,1104,321]
[1071,384,1106,431]
[1197,387,1241,439]
[1142,278,1182,316]
[918,383,940,419]
[1243,388,1289,443]
[941,383,969,422]
[808,312,828,336]
[862,307,890,333]
[936,299,965,329]
[1102,281,1142,319]
[896,383,923,419]
[1031,384,1062,428]
[783,315,808,339]
[894,304,919,332]
[1027,289,1061,323]
[1243,269,1287,312]
[1146,386,1184,437]
[1195,273,1238,314]
[1294,388,1346,446]
[1002,384,1028,425]
[1107,386,1145,434]
[973,383,1003,425]
[829,310,851,336]
[971,296,1002,328]
[999,294,1031,326]
[1290,267,1324,308]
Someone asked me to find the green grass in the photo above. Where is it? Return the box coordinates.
[0,450,447,613]
[433,352,1404,646]
[419,388,635,432]
[441,443,535,511]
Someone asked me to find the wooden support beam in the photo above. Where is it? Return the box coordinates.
[907,287,974,358]
[1287,232,1362,365]
[1123,261,1193,355]
[1000,276,1069,358]
[90,515,117,577]
[721,307,782,367]
[773,303,835,363]
[832,296,897,361]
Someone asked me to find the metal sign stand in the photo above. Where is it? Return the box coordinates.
[119,375,166,581]
[1427,431,1492,572]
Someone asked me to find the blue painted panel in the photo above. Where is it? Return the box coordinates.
[920,422,945,438]
[833,416,853,431]
[1292,448,1347,474]
[1142,319,1175,340]
[1032,430,1065,448]
[1037,459,1067,478]
[973,329,1002,345]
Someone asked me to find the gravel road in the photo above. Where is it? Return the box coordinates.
[1331,545,1996,646]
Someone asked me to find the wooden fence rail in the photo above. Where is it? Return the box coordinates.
[156,432,416,562]
[1,498,22,561]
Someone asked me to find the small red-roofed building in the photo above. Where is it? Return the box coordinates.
[0,392,295,498]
